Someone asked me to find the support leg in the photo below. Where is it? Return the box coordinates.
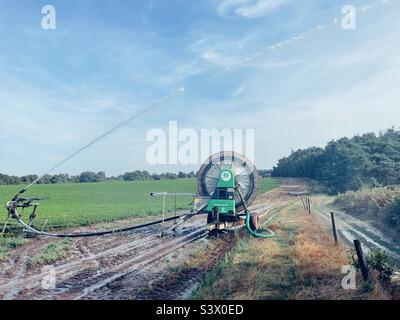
[2,213,11,235]
[28,205,38,227]
[158,214,195,237]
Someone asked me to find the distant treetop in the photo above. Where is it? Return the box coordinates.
[272,128,400,194]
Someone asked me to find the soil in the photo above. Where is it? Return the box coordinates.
[0,179,307,300]
[313,196,400,264]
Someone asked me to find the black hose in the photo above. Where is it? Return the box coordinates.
[19,214,190,238]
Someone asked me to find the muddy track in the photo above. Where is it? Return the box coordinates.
[314,198,400,263]
[0,224,207,299]
[0,179,307,300]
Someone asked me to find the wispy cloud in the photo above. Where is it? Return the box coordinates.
[218,0,289,18]
[0,0,399,174]
[235,0,289,18]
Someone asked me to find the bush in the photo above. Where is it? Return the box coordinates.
[385,197,400,228]
[333,186,400,218]
[367,249,394,284]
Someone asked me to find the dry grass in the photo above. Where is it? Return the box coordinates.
[293,210,389,300]
[192,201,391,300]
[191,206,297,300]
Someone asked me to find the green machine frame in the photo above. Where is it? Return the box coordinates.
[204,169,236,221]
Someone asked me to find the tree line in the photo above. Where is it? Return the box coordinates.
[0,170,197,185]
[0,169,272,186]
[272,128,400,194]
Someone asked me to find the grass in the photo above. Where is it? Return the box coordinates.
[0,178,280,230]
[191,201,390,300]
[0,236,27,261]
[191,205,297,300]
[29,239,72,266]
[259,177,281,194]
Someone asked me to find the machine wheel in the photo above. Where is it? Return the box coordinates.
[197,151,260,213]
[207,212,214,224]
[249,213,260,232]
[207,207,219,224]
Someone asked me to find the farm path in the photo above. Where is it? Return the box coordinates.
[313,197,400,263]
[0,179,307,300]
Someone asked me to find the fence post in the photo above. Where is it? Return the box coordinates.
[330,212,338,244]
[353,240,369,281]
[162,192,166,224]
[301,198,306,210]
[174,195,177,224]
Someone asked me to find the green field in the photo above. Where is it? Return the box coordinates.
[259,177,281,194]
[0,178,280,229]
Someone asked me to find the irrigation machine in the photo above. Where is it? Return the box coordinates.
[3,151,272,238]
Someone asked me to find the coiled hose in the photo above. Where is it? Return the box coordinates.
[245,209,275,238]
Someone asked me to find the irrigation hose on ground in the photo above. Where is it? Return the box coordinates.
[15,214,189,238]
[245,209,275,239]
[235,186,275,239]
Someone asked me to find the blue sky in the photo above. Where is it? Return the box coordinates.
[0,0,399,175]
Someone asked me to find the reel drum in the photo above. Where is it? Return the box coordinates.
[197,151,260,213]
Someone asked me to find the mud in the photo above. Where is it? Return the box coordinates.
[0,179,306,300]
[314,197,400,264]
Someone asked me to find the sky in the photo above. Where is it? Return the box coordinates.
[0,0,399,176]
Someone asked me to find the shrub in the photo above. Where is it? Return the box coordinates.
[367,249,394,284]
[385,197,400,228]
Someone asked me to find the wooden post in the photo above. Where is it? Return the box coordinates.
[1,214,10,235]
[162,192,166,224]
[330,212,338,244]
[174,195,177,224]
[353,240,369,281]
[301,198,306,210]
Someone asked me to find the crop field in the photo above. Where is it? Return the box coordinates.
[0,178,280,229]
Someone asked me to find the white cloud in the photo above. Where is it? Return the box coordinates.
[235,0,288,17]
[217,0,249,17]
[218,0,288,18]
[200,49,241,69]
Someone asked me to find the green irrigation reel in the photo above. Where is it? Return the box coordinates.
[150,151,273,237]
[192,151,274,237]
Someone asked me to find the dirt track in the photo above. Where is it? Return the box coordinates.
[0,179,307,300]
[314,197,400,263]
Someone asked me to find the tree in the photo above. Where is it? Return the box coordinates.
[79,171,97,183]
[95,171,106,182]
[272,128,400,194]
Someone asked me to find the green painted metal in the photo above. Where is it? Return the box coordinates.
[205,169,236,216]
[202,165,275,239]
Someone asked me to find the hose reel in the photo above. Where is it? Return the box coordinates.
[197,151,260,214]
[197,151,275,238]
